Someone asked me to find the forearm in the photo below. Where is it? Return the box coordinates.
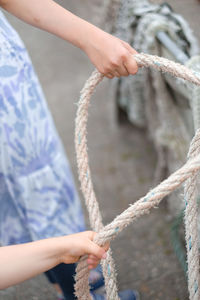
[0,238,62,289]
[0,0,97,50]
[0,232,107,290]
[0,0,138,78]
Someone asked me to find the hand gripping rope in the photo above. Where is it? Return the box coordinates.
[74,53,200,300]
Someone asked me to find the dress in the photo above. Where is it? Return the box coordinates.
[0,10,85,246]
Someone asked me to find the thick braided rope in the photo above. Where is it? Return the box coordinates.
[74,53,200,300]
[75,70,119,300]
[184,129,200,300]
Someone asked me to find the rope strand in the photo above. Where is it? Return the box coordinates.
[74,53,200,300]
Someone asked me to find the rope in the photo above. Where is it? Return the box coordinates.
[74,53,200,300]
[184,131,200,300]
[171,208,188,277]
[113,0,200,224]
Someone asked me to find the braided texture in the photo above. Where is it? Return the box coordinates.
[74,53,200,300]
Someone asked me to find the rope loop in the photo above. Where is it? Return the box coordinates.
[74,53,200,300]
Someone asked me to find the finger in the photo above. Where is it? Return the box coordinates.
[87,255,99,269]
[88,262,98,270]
[115,64,129,77]
[122,41,138,55]
[85,231,109,259]
[113,70,121,78]
[86,241,107,260]
[103,242,110,252]
[124,53,138,75]
[88,254,99,260]
[105,71,120,78]
[87,255,101,264]
[121,42,138,74]
[87,257,99,266]
[105,73,114,79]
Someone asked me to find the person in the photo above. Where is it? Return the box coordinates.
[0,231,108,290]
[0,0,139,299]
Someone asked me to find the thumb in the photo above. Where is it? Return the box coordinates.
[86,240,107,260]
[122,40,138,55]
[121,41,138,75]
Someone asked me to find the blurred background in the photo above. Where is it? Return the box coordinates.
[1,0,200,299]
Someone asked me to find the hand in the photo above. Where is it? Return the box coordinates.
[82,27,138,79]
[59,231,109,269]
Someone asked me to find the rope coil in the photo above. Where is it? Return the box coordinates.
[74,53,200,300]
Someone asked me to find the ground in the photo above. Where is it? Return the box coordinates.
[0,0,200,299]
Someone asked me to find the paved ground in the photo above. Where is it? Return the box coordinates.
[1,0,200,299]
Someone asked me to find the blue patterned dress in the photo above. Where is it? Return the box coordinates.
[0,11,85,246]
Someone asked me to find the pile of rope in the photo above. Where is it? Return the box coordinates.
[74,53,200,300]
[115,0,199,126]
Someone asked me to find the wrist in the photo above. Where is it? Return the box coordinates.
[40,237,65,266]
[52,237,69,264]
[78,21,103,52]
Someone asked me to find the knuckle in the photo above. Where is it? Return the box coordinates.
[100,69,107,75]
[120,50,129,61]
[103,66,111,74]
[99,67,106,75]
[105,73,113,79]
[110,60,118,68]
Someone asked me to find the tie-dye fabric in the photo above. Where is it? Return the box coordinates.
[0,11,85,245]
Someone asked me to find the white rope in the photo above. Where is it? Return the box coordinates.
[184,130,200,300]
[74,53,200,300]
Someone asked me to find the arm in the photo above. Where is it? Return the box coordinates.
[0,231,108,290]
[0,0,138,78]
